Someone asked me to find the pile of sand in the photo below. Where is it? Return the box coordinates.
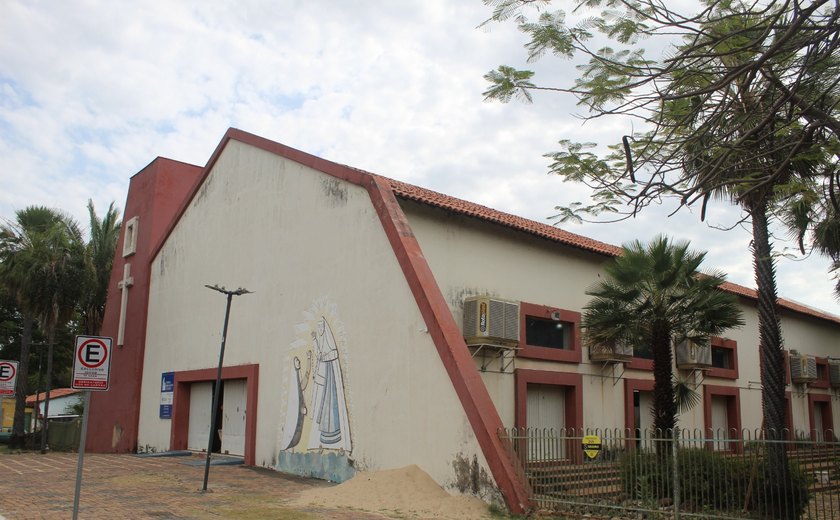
[291,465,493,519]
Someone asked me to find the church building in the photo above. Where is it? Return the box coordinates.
[86,128,840,513]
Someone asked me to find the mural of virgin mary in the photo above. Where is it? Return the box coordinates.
[308,316,352,452]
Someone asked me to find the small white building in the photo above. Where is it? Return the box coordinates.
[87,129,840,514]
[26,388,83,420]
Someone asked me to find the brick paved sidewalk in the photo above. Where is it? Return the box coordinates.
[0,452,389,519]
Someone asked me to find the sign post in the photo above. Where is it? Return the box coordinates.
[71,335,112,520]
[0,360,18,396]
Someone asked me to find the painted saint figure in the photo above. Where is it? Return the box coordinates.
[279,351,311,450]
[308,317,352,452]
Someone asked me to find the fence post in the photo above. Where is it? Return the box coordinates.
[672,427,680,520]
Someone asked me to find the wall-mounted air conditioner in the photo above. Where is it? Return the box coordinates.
[463,296,519,347]
[589,339,633,363]
[789,351,818,383]
[675,339,712,370]
[828,361,840,388]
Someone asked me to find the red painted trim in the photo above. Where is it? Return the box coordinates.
[627,358,654,371]
[514,369,583,463]
[703,384,742,453]
[807,392,834,442]
[706,338,739,380]
[784,391,794,444]
[367,177,530,513]
[170,364,259,466]
[516,302,581,363]
[623,378,654,447]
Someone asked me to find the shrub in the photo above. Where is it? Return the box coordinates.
[619,448,810,519]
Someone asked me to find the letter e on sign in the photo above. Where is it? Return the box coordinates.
[72,335,113,391]
[0,360,18,396]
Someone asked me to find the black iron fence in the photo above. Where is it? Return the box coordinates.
[499,427,840,519]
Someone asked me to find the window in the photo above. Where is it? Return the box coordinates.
[633,344,653,361]
[517,302,581,363]
[706,338,738,379]
[525,316,572,350]
[813,357,830,389]
[122,216,139,257]
[711,346,732,369]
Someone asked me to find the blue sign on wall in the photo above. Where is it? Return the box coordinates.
[160,372,174,419]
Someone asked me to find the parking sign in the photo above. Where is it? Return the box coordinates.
[0,360,18,396]
[72,336,112,391]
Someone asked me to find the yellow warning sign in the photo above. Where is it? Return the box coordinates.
[582,435,602,460]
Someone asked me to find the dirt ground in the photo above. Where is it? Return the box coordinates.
[0,451,501,520]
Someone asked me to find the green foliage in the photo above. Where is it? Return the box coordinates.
[80,199,121,335]
[0,201,117,443]
[483,0,840,229]
[484,0,837,486]
[483,66,537,103]
[584,235,744,350]
[620,448,810,519]
[584,236,743,434]
[672,378,700,415]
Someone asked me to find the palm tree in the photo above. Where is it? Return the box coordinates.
[0,207,83,449]
[583,236,744,448]
[25,214,85,452]
[80,200,121,336]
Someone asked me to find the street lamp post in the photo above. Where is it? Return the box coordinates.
[202,284,252,492]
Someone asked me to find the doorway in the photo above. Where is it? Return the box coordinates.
[186,379,246,456]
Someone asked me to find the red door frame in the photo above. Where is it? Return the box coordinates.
[170,364,259,465]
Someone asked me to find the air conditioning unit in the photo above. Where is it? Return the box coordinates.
[463,296,519,346]
[789,352,818,383]
[675,339,712,370]
[589,339,633,363]
[828,361,840,388]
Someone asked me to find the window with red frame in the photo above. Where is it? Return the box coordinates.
[517,302,581,363]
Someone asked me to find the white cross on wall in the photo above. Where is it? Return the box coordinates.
[117,263,134,346]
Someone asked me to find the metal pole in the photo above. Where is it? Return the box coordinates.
[72,391,91,520]
[672,426,680,520]
[201,285,251,492]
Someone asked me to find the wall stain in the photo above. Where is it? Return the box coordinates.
[322,178,348,207]
[450,453,500,503]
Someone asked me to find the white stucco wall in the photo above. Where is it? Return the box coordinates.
[402,200,840,436]
[138,140,495,494]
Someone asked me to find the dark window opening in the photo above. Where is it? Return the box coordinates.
[712,346,732,369]
[525,316,571,350]
[634,343,653,360]
[817,363,827,381]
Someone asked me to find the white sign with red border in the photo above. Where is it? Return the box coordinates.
[72,336,112,391]
[0,360,18,396]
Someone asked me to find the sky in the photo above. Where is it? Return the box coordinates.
[1,0,838,316]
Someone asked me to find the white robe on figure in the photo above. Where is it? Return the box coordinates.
[308,317,352,452]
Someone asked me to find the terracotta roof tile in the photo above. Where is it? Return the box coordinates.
[382,176,623,257]
[25,388,81,406]
[374,176,840,326]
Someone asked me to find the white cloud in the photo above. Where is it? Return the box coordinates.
[0,0,837,316]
